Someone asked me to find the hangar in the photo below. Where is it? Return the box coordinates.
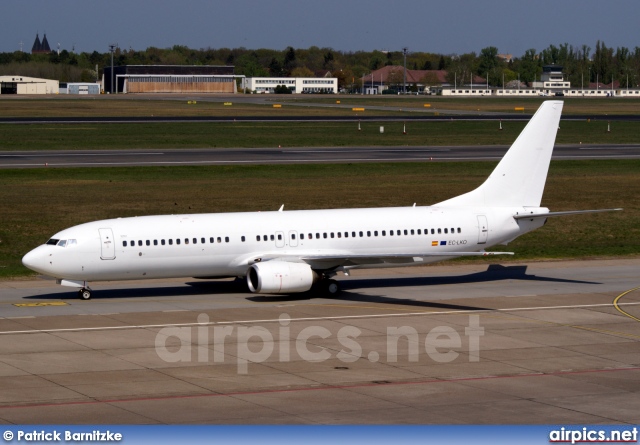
[0,76,59,94]
[103,65,237,94]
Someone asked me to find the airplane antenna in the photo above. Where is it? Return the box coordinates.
[278,204,284,212]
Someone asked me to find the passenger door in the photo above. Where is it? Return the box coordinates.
[99,228,116,260]
[477,215,488,244]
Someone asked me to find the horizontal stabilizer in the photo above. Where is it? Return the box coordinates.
[513,208,622,220]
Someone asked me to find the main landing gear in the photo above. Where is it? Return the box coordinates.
[316,278,341,296]
[78,288,92,300]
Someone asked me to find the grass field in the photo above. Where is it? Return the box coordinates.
[283,96,640,115]
[0,97,407,118]
[1,161,637,279]
[0,96,639,118]
[1,120,637,151]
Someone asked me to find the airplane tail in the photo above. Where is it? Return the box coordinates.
[437,100,563,207]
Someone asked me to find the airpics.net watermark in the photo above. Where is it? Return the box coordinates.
[155,314,484,374]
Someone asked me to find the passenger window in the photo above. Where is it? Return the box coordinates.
[176,239,181,245]
[404,230,408,235]
[330,233,334,238]
[256,235,261,241]
[411,230,415,235]
[337,232,341,238]
[277,234,282,240]
[201,238,205,244]
[316,233,320,239]
[161,239,165,245]
[146,240,150,246]
[292,234,296,240]
[458,228,461,233]
[352,232,356,237]
[367,231,371,237]
[123,241,127,247]
[241,236,246,242]
[185,238,189,245]
[344,232,349,238]
[225,237,229,243]
[154,240,158,246]
[451,228,454,234]
[138,240,143,246]
[382,230,386,236]
[390,230,394,236]
[359,231,363,237]
[217,237,222,243]
[431,229,435,235]
[438,229,441,234]
[193,238,197,244]
[169,239,173,245]
[417,229,421,235]
[323,233,327,239]
[210,237,215,243]
[270,235,274,241]
[374,231,378,236]
[444,228,448,234]
[263,235,267,241]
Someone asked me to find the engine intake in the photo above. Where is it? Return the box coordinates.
[246,261,316,294]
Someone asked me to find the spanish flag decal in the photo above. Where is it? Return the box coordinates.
[431,241,438,246]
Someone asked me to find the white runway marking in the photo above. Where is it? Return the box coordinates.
[1,301,638,336]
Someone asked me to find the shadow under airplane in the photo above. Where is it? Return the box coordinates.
[24,264,598,303]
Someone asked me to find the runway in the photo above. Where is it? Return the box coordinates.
[0,258,638,424]
[2,144,640,169]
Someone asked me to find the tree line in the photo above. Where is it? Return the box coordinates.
[1,42,639,90]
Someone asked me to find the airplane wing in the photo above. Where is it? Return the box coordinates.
[245,250,513,269]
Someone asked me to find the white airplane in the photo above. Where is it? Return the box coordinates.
[22,100,620,300]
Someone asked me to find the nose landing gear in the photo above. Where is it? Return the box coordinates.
[78,288,92,300]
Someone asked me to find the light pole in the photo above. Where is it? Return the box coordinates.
[108,43,117,94]
[402,47,408,94]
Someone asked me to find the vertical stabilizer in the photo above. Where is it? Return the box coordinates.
[437,100,563,207]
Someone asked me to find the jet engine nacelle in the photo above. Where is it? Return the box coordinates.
[246,261,316,294]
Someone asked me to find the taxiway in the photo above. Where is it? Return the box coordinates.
[0,258,638,424]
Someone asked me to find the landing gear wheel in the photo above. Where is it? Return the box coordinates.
[325,279,340,295]
[78,288,92,300]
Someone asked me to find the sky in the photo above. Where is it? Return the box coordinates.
[2,0,639,57]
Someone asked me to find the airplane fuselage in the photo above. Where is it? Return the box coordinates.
[23,205,543,283]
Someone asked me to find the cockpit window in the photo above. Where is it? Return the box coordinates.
[49,239,77,247]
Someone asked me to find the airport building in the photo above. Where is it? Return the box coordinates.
[361,66,456,94]
[103,65,237,94]
[242,77,338,94]
[0,76,59,94]
[60,83,101,94]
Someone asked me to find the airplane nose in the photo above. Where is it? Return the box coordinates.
[22,246,48,274]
